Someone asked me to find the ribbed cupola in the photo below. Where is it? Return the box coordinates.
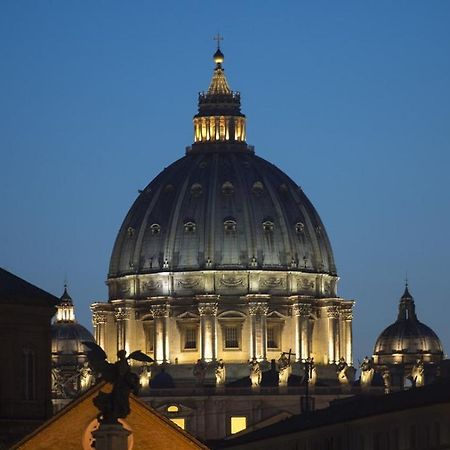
[191,42,248,152]
[55,284,76,323]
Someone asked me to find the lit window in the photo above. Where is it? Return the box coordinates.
[230,416,247,434]
[170,418,185,430]
[167,405,179,413]
[150,223,161,235]
[184,327,197,350]
[262,220,274,232]
[184,221,196,233]
[224,326,240,349]
[224,219,237,232]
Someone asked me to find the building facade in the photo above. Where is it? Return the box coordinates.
[0,268,57,447]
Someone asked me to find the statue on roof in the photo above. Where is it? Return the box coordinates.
[193,359,207,386]
[409,359,425,387]
[249,357,262,388]
[278,350,294,386]
[215,359,226,386]
[360,356,375,390]
[83,341,153,424]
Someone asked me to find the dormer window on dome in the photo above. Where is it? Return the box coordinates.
[184,221,196,233]
[224,218,237,232]
[150,223,161,235]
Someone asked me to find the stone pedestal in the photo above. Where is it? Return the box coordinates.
[92,423,131,450]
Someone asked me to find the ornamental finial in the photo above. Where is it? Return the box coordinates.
[213,33,224,65]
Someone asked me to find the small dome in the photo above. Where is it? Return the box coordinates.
[52,286,95,356]
[373,285,443,364]
[51,322,95,355]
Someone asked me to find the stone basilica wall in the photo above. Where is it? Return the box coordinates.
[91,269,354,374]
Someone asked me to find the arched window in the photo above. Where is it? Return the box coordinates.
[252,181,264,195]
[222,181,234,196]
[295,222,305,233]
[262,220,274,232]
[184,221,196,233]
[150,223,161,235]
[190,183,203,197]
[224,219,237,232]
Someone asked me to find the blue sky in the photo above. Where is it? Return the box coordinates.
[1,1,449,364]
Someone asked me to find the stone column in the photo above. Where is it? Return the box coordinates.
[115,307,132,354]
[340,307,353,365]
[151,304,170,364]
[92,312,107,349]
[198,302,218,362]
[326,306,340,364]
[292,303,312,362]
[248,302,269,360]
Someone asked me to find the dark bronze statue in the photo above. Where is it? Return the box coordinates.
[83,341,153,424]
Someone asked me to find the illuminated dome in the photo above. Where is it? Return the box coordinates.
[373,284,443,365]
[93,46,354,375]
[51,286,94,363]
[108,49,336,297]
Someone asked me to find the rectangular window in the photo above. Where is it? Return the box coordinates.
[230,416,247,434]
[184,327,197,350]
[143,321,154,354]
[224,326,239,349]
[267,324,281,349]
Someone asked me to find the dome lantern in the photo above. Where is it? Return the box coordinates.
[191,37,247,150]
[55,284,75,323]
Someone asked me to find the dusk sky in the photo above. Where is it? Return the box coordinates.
[1,1,449,365]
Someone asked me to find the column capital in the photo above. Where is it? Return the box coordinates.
[92,311,108,326]
[292,302,312,317]
[325,305,340,319]
[151,303,170,318]
[340,307,353,321]
[248,301,269,316]
[198,302,218,316]
[114,307,133,321]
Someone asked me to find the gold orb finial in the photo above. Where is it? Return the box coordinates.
[213,33,224,65]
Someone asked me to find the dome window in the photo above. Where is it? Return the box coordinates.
[127,227,135,237]
[150,223,161,235]
[295,222,305,233]
[184,221,197,233]
[164,184,175,193]
[262,220,274,232]
[222,181,234,196]
[191,183,203,197]
[224,219,237,232]
[252,181,264,195]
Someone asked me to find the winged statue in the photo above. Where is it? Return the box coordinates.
[83,341,153,423]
